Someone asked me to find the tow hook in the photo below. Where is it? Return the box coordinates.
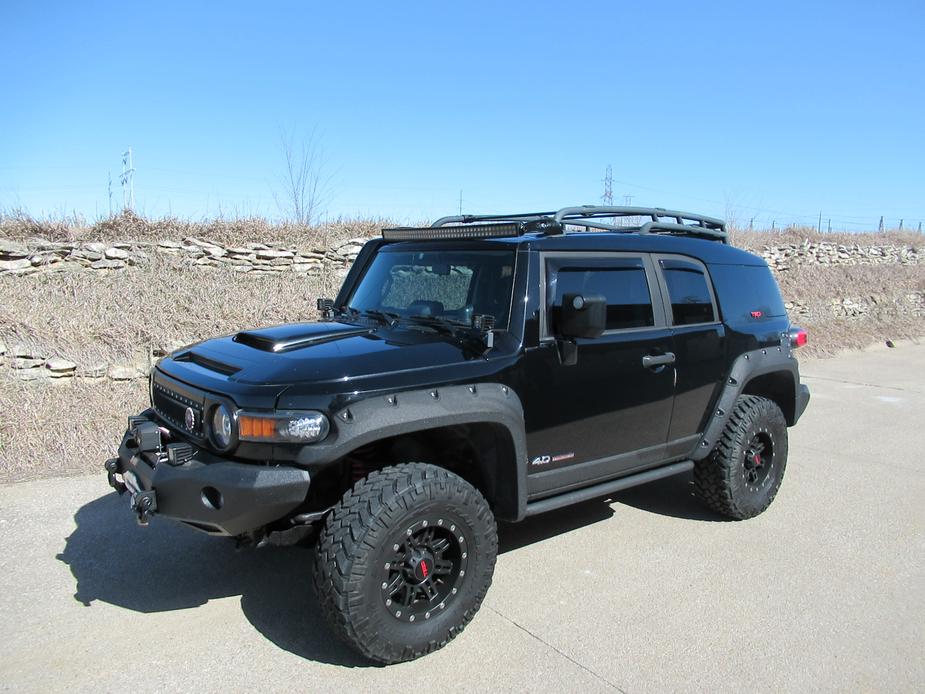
[132,490,158,526]
[105,458,126,495]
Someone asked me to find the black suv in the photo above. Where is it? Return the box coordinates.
[106,206,810,663]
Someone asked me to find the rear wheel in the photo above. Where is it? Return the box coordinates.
[312,463,497,663]
[694,395,788,520]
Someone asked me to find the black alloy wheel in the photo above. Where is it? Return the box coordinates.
[381,518,468,623]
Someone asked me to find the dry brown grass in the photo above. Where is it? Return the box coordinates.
[730,225,924,252]
[775,263,925,356]
[0,254,337,369]
[0,210,386,248]
[0,375,147,483]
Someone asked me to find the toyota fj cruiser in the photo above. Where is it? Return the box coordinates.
[106,206,810,663]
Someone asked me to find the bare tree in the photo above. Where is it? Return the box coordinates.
[275,127,332,226]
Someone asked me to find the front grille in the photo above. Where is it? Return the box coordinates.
[152,380,204,436]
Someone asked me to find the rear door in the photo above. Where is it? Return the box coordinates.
[653,255,727,445]
[523,252,676,498]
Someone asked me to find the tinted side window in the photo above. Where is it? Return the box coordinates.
[659,259,716,325]
[549,258,654,332]
[709,264,787,322]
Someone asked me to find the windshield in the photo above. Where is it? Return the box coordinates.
[347,248,516,328]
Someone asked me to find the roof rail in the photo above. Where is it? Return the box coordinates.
[390,205,728,243]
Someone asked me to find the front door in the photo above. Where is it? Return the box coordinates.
[523,253,675,499]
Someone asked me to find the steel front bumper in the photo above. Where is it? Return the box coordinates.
[105,413,311,536]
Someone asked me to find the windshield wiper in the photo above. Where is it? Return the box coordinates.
[402,315,462,335]
[360,309,400,327]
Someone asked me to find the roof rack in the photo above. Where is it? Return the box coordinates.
[382,205,728,243]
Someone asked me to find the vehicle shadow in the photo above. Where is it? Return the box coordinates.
[56,491,372,668]
[610,469,728,522]
[58,477,720,666]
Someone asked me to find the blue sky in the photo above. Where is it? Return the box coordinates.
[1,1,923,230]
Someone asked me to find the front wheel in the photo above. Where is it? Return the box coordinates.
[694,395,788,520]
[312,463,497,663]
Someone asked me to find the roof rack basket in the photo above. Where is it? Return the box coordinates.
[383,205,727,243]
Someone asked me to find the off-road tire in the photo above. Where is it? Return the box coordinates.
[694,395,788,520]
[312,462,497,664]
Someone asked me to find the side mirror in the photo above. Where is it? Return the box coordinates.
[559,293,606,339]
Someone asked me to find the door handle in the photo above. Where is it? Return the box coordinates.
[642,352,676,368]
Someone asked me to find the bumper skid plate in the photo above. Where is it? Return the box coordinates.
[106,412,311,536]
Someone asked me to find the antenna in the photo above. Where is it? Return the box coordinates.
[120,147,135,211]
[458,189,463,215]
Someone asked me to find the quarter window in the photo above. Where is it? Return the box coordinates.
[659,259,716,325]
[548,258,654,332]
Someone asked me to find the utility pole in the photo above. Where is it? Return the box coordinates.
[878,215,884,232]
[120,147,135,211]
[771,220,776,232]
[918,222,922,233]
[817,211,822,234]
[899,219,904,231]
[458,190,463,215]
[748,217,754,231]
[107,171,113,216]
[827,218,831,233]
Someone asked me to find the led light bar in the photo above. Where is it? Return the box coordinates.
[381,222,524,241]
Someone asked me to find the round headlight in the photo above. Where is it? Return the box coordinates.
[211,404,233,448]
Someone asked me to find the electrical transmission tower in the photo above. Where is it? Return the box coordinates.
[120,147,135,211]
[602,165,613,205]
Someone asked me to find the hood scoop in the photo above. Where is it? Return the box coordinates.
[173,350,241,375]
[233,322,373,353]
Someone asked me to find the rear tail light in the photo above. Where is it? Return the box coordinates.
[787,327,808,348]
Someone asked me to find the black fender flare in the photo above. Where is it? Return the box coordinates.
[295,383,529,521]
[693,346,807,461]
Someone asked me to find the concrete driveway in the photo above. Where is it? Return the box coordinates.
[1,343,923,693]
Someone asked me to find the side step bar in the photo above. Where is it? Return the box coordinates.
[523,460,694,517]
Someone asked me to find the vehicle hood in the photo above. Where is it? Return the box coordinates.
[156,320,513,402]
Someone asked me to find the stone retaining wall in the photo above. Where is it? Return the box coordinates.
[0,236,368,276]
[758,241,920,272]
[1,237,921,277]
